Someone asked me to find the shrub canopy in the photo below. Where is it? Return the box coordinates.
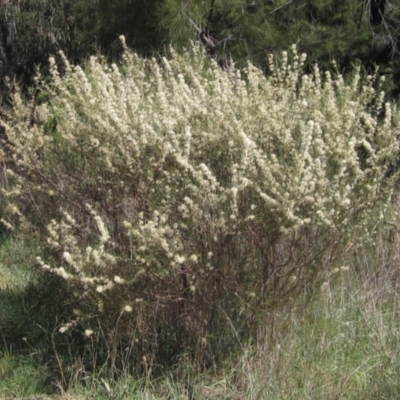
[1,41,399,366]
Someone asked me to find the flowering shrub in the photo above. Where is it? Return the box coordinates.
[1,39,399,366]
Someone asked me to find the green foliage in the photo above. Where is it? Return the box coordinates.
[70,0,164,58]
[0,0,165,101]
[0,236,71,351]
[159,0,400,94]
[0,353,51,397]
[1,42,398,370]
[0,0,74,92]
[1,0,400,102]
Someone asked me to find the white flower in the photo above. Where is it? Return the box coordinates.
[59,324,70,333]
[55,267,71,280]
[90,137,100,147]
[184,197,193,205]
[175,255,186,264]
[94,215,110,244]
[189,254,198,263]
[63,252,72,263]
[114,276,125,284]
[84,329,94,337]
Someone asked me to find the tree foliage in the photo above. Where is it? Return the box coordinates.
[0,0,73,92]
[0,0,399,98]
[0,0,165,99]
[159,0,400,94]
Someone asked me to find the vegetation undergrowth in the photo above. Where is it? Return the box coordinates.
[2,222,400,398]
[0,38,399,392]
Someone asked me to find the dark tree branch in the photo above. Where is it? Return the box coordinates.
[206,0,216,30]
[188,0,233,70]
[189,18,216,51]
[370,0,386,25]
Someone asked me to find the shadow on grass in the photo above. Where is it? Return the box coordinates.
[0,233,83,396]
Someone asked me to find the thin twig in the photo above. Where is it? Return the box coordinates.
[269,0,294,14]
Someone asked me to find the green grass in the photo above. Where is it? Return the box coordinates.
[0,234,33,290]
[2,229,400,399]
[0,352,51,398]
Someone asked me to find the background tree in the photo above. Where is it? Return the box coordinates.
[0,0,73,93]
[0,0,399,100]
[0,0,165,101]
[159,0,400,95]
